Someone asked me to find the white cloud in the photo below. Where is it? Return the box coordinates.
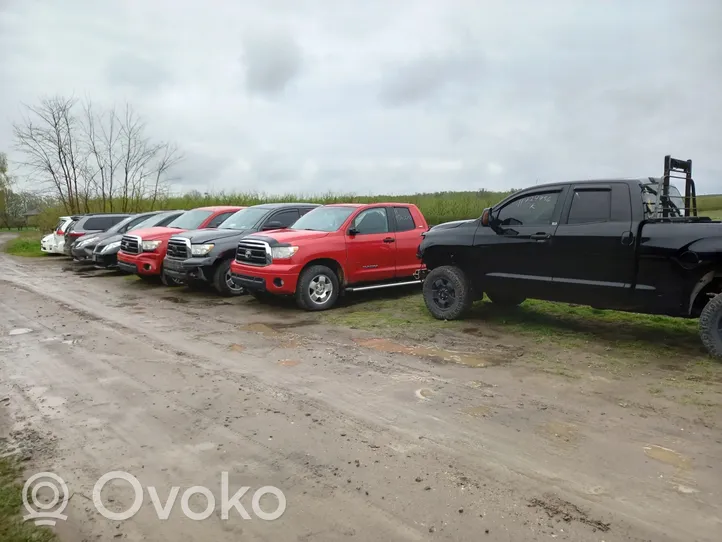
[1,0,721,196]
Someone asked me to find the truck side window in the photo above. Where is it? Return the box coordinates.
[269,209,300,228]
[353,208,389,234]
[496,192,559,226]
[393,207,416,232]
[207,212,235,228]
[567,189,611,224]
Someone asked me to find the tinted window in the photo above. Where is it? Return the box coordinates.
[167,209,214,229]
[292,206,356,232]
[267,209,300,228]
[496,192,560,226]
[119,214,157,232]
[218,207,269,230]
[567,189,611,224]
[84,216,125,230]
[353,208,389,234]
[206,212,235,228]
[393,207,415,232]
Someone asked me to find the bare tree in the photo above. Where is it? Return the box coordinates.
[13,96,182,213]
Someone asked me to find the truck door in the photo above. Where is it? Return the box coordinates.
[390,206,426,279]
[345,207,396,284]
[481,187,566,299]
[548,182,635,306]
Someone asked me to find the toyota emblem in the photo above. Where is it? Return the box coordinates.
[245,249,252,259]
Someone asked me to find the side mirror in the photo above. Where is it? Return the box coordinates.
[262,221,285,231]
[348,227,359,236]
[481,207,492,227]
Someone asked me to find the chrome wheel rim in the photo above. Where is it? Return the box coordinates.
[225,270,243,292]
[308,274,333,304]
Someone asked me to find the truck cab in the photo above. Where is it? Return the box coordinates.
[117,206,244,285]
[229,203,428,310]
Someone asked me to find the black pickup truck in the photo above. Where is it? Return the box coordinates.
[163,203,319,295]
[418,156,722,357]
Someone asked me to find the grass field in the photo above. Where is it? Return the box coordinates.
[2,232,44,257]
[0,457,56,542]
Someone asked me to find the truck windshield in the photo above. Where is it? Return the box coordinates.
[218,208,268,230]
[167,210,213,229]
[642,182,685,217]
[291,206,356,232]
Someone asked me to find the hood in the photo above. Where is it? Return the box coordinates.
[95,233,123,247]
[246,229,330,245]
[176,228,249,244]
[77,230,118,246]
[429,219,476,231]
[127,226,184,241]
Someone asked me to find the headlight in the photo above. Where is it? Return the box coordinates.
[191,243,214,256]
[100,241,121,254]
[271,246,298,260]
[142,240,162,251]
[77,237,94,247]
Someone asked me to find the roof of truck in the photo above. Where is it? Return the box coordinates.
[252,203,320,209]
[194,205,245,211]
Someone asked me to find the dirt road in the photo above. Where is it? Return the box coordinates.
[0,234,720,541]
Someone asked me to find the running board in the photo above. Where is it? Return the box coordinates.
[345,280,421,292]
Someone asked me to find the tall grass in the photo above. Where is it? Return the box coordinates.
[34,190,722,232]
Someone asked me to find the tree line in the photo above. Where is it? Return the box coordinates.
[9,96,182,216]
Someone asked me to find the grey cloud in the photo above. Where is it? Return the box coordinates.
[173,150,233,187]
[378,50,484,107]
[240,31,303,95]
[105,52,172,91]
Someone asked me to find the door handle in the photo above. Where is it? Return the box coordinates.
[383,237,395,243]
[530,233,550,240]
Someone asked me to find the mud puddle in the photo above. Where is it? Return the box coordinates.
[643,445,691,470]
[353,337,500,367]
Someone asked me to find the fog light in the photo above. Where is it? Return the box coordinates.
[143,264,152,271]
[273,278,283,287]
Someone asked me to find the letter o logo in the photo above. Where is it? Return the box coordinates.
[251,486,286,520]
[92,471,144,521]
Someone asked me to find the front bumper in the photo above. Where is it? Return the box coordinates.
[91,250,119,268]
[71,245,93,260]
[117,251,163,276]
[162,256,216,282]
[228,260,301,295]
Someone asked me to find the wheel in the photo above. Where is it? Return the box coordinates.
[212,259,245,297]
[160,269,183,287]
[295,265,340,311]
[486,291,526,307]
[422,265,473,320]
[699,292,722,358]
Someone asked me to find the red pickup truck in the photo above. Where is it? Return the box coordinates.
[229,203,428,310]
[117,206,244,285]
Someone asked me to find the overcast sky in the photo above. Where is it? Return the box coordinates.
[1,0,720,195]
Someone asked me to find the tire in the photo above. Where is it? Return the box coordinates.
[212,259,245,297]
[699,292,722,358]
[160,269,183,287]
[422,265,473,320]
[486,291,526,307]
[295,265,340,311]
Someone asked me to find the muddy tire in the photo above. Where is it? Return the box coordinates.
[422,265,473,320]
[486,291,526,307]
[160,270,182,287]
[295,265,340,311]
[212,259,245,297]
[699,292,722,358]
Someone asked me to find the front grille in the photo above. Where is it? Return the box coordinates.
[120,235,141,254]
[167,238,189,259]
[235,239,270,266]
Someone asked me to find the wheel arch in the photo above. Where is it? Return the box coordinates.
[298,258,345,287]
[688,266,722,316]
